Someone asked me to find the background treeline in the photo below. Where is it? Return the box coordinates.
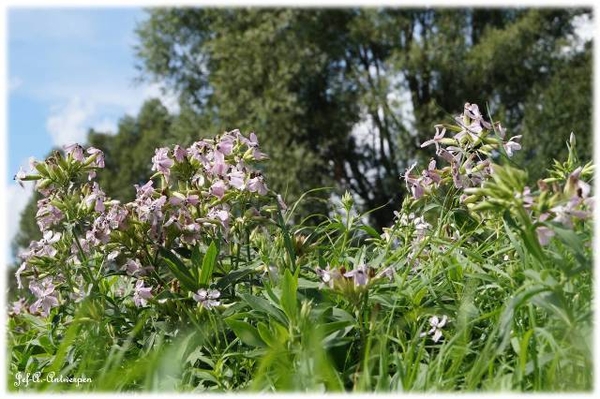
[12,8,592,257]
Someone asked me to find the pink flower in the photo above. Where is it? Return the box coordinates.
[86,147,105,168]
[10,298,27,316]
[516,186,535,209]
[125,259,143,277]
[454,121,482,142]
[210,180,227,199]
[249,132,259,145]
[228,169,246,190]
[106,205,128,229]
[169,193,200,207]
[422,159,441,184]
[565,167,591,199]
[134,180,154,199]
[403,163,425,199]
[536,225,555,246]
[550,201,591,228]
[436,147,458,163]
[421,125,447,152]
[207,206,230,232]
[35,198,63,231]
[451,161,467,189]
[133,280,153,307]
[464,103,491,129]
[188,141,209,165]
[173,145,187,162]
[216,136,235,155]
[84,182,106,213]
[152,147,174,179]
[64,143,85,161]
[88,216,111,245]
[248,174,268,195]
[316,265,342,289]
[36,230,61,258]
[29,277,60,317]
[252,148,268,160]
[211,150,228,176]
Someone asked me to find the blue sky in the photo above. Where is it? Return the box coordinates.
[6,7,178,262]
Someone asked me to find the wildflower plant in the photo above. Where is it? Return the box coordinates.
[8,104,592,392]
[12,129,283,322]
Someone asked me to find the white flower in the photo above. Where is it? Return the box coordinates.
[343,264,370,287]
[420,315,448,342]
[193,288,221,309]
[315,266,342,289]
[503,135,522,157]
[133,280,153,307]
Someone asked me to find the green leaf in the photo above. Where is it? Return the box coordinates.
[359,225,380,238]
[497,285,549,354]
[280,268,298,324]
[215,268,256,290]
[190,245,202,284]
[160,248,198,292]
[199,241,218,286]
[224,317,267,348]
[552,225,588,270]
[257,322,278,348]
[317,320,353,338]
[240,294,287,325]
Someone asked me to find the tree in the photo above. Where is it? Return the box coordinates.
[517,41,592,180]
[135,8,591,229]
[88,98,174,202]
[13,8,593,260]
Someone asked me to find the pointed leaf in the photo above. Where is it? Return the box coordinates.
[199,241,218,286]
[225,317,266,348]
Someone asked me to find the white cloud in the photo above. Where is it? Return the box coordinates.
[92,117,118,134]
[43,82,180,147]
[46,97,95,147]
[32,80,180,116]
[9,76,23,92]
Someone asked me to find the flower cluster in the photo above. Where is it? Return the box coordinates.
[531,164,593,245]
[400,103,593,248]
[12,129,279,317]
[406,103,521,202]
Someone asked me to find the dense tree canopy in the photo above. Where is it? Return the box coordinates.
[13,7,592,259]
[135,8,592,227]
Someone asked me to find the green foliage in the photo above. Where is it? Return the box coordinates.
[8,6,593,392]
[8,105,592,392]
[135,7,591,228]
